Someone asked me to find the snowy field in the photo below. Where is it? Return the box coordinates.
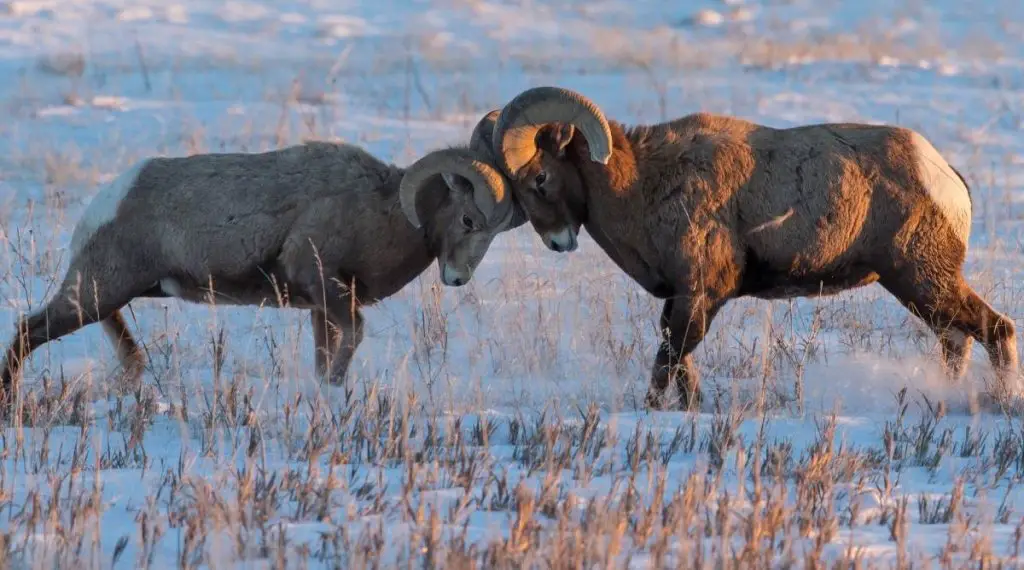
[1,0,1024,567]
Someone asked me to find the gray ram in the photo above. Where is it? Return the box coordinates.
[1,125,524,409]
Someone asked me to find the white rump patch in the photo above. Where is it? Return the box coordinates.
[69,159,148,257]
[911,132,972,244]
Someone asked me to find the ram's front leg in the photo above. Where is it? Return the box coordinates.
[323,302,364,386]
[646,226,743,411]
[282,230,366,386]
[645,294,727,411]
[309,278,364,386]
[311,308,341,378]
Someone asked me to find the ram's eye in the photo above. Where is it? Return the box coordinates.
[461,214,474,229]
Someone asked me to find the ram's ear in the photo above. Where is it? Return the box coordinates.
[412,177,451,227]
[442,172,474,196]
[539,123,575,158]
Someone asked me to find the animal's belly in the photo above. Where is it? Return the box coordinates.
[145,276,315,309]
[740,267,880,300]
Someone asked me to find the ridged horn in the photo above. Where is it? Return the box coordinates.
[492,86,613,177]
[470,110,501,157]
[399,148,511,228]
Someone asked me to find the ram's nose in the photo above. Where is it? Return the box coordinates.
[442,264,470,287]
[545,228,578,253]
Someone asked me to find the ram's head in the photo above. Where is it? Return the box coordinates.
[398,112,529,286]
[485,86,614,253]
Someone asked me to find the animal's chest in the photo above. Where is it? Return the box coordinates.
[352,270,403,303]
[586,218,672,299]
[348,248,427,303]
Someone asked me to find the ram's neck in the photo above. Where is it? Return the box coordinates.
[356,167,438,302]
[570,120,642,226]
[567,120,677,294]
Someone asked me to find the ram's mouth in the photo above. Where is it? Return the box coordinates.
[543,227,578,253]
[440,261,471,287]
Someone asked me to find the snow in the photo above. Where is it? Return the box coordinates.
[1,0,1024,567]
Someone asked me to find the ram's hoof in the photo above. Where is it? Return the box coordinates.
[644,390,667,411]
[645,387,702,412]
[679,386,703,412]
[325,373,348,387]
[975,387,1024,415]
[0,393,11,423]
[645,390,683,411]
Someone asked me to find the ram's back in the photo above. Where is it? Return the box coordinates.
[73,142,394,285]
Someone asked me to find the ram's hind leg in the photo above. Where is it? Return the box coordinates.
[936,329,974,381]
[2,291,130,408]
[1,246,153,409]
[948,284,1017,400]
[101,310,147,390]
[882,268,1018,403]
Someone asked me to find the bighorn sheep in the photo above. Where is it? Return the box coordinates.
[1,126,524,408]
[480,85,1018,410]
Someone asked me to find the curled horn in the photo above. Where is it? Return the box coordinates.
[399,148,511,228]
[470,110,501,157]
[492,86,613,177]
[471,110,530,229]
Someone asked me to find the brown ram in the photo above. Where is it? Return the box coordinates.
[1,129,524,411]
[480,85,1018,410]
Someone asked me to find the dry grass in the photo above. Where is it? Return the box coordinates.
[3,369,1023,568]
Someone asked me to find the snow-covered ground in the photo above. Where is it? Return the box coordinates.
[1,0,1024,567]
